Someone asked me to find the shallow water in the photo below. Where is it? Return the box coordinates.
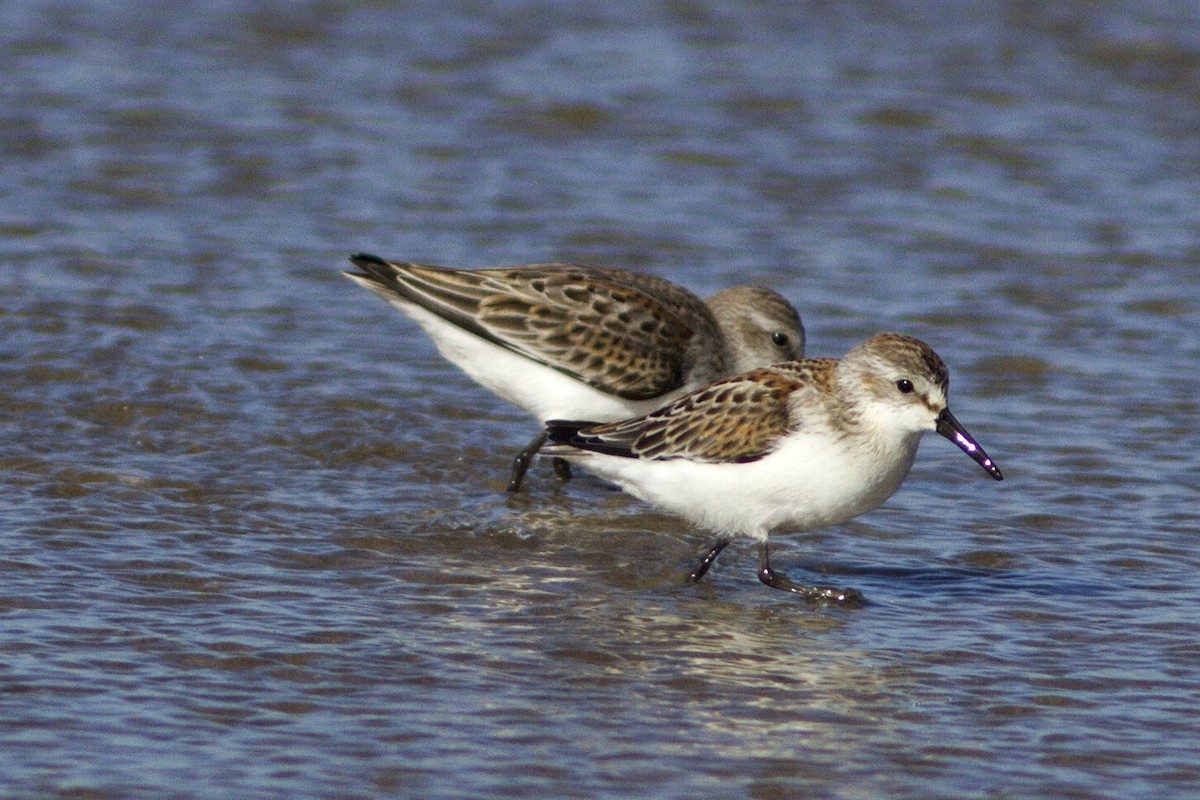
[3,1,1200,798]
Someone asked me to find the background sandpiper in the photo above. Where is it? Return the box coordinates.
[343,252,806,490]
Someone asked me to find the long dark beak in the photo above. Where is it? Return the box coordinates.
[936,408,1003,481]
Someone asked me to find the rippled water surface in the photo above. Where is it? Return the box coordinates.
[3,1,1200,798]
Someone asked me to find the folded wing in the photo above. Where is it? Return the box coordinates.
[346,253,718,400]
[546,365,808,464]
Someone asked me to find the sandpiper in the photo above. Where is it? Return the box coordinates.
[343,253,805,490]
[544,333,1003,602]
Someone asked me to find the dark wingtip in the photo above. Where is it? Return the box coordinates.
[349,252,388,268]
[344,253,399,285]
[544,419,592,444]
[544,419,640,458]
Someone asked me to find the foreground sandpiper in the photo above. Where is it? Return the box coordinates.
[544,333,1003,602]
[343,253,805,490]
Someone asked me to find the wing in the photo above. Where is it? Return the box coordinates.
[546,365,815,464]
[345,253,716,400]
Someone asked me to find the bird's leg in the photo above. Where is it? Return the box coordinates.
[757,542,864,605]
[507,432,574,492]
[507,431,547,492]
[688,538,731,582]
[551,456,572,481]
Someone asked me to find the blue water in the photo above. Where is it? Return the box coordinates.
[2,1,1199,798]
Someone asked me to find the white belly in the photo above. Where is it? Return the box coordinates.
[380,295,682,423]
[562,430,923,540]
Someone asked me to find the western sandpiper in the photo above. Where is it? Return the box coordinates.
[543,333,1002,602]
[343,253,805,490]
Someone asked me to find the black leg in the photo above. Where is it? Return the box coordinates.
[507,431,547,493]
[757,542,864,605]
[688,538,731,582]
[551,456,572,481]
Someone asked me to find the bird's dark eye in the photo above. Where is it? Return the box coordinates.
[896,379,914,394]
[771,332,789,347]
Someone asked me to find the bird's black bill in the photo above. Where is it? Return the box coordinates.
[936,408,1003,481]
